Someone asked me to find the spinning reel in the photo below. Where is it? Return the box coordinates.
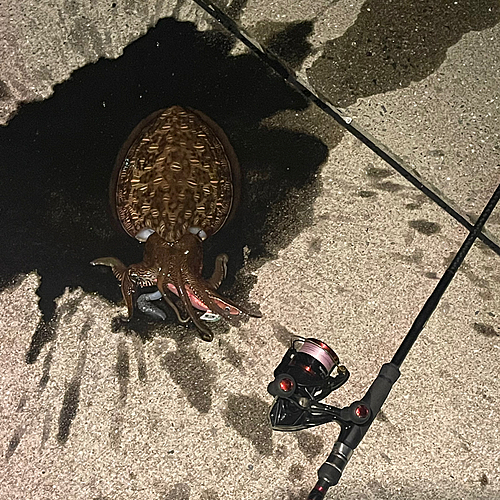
[268,338,372,431]
[267,337,399,500]
[265,177,500,499]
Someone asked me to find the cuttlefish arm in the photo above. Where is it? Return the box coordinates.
[91,232,261,340]
[90,257,137,317]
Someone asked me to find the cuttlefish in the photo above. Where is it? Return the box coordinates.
[92,106,260,341]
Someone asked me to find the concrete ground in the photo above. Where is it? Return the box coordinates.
[0,1,499,499]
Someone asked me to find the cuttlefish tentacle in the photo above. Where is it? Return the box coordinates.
[157,273,190,325]
[176,271,214,341]
[186,269,261,321]
[206,253,228,289]
[91,257,137,317]
[197,282,257,320]
[91,257,127,281]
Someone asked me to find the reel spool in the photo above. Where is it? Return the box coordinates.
[267,338,350,431]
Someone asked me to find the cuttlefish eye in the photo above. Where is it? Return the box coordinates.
[136,228,155,242]
[188,227,208,241]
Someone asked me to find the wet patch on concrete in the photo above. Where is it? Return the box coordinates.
[375,180,406,193]
[0,80,11,100]
[287,487,312,500]
[57,321,91,444]
[131,334,148,382]
[5,426,24,461]
[308,0,500,107]
[357,190,377,198]
[376,410,389,423]
[57,374,83,444]
[16,393,27,412]
[27,293,85,364]
[252,20,314,70]
[296,430,324,459]
[116,339,130,401]
[160,343,216,413]
[424,271,439,280]
[162,483,191,500]
[40,409,52,450]
[444,255,496,301]
[408,220,441,235]
[26,320,56,365]
[219,339,245,371]
[365,164,406,193]
[391,248,424,266]
[473,322,499,338]
[200,489,219,500]
[110,338,130,447]
[272,322,295,347]
[288,463,305,482]
[405,194,429,211]
[367,479,390,498]
[38,346,55,390]
[308,237,322,254]
[366,166,393,180]
[224,394,273,455]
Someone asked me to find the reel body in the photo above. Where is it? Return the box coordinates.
[267,338,371,431]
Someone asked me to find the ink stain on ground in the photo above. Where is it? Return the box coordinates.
[224,394,273,455]
[0,18,327,360]
[408,220,441,235]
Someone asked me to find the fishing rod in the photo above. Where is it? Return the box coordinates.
[267,180,500,499]
[187,1,500,493]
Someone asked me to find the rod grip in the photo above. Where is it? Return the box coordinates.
[308,363,400,498]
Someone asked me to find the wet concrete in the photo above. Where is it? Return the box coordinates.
[1,1,500,500]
